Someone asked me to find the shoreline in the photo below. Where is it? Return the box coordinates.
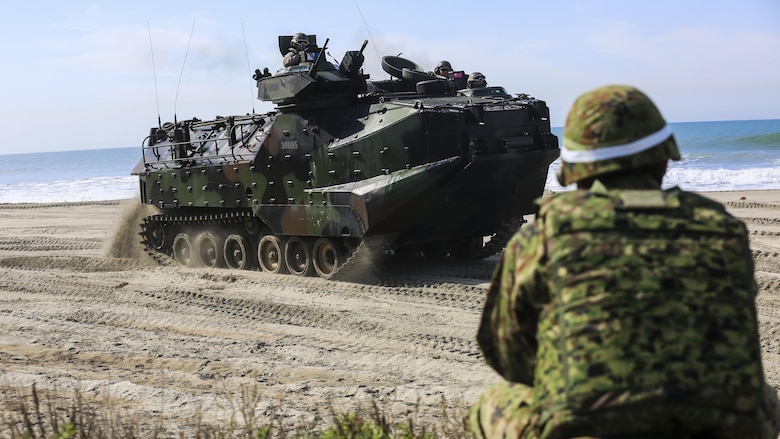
[1,188,778,207]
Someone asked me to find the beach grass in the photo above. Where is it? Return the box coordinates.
[0,383,471,438]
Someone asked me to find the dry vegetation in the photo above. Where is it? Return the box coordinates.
[1,383,470,438]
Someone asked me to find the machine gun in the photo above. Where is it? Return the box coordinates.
[307,38,329,78]
[338,39,369,79]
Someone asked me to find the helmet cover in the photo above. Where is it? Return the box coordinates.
[557,84,681,185]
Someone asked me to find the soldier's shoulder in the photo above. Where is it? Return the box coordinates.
[669,187,731,212]
[537,189,607,215]
[538,190,588,205]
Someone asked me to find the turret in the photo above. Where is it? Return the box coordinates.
[255,36,369,110]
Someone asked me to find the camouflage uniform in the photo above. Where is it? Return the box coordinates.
[283,49,301,67]
[469,85,780,439]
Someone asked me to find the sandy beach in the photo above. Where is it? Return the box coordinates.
[0,190,778,434]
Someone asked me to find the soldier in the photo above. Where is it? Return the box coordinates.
[467,72,487,88]
[283,32,309,67]
[433,60,453,77]
[469,84,780,438]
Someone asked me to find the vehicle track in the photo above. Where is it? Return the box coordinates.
[0,236,102,252]
[724,201,780,210]
[0,253,489,359]
[756,275,780,357]
[743,217,780,226]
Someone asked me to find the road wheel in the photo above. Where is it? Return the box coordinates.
[224,234,251,270]
[197,232,225,268]
[312,238,343,279]
[257,235,287,274]
[172,233,196,267]
[143,220,167,251]
[285,237,313,276]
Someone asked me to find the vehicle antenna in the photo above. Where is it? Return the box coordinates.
[147,22,162,129]
[240,18,255,114]
[174,17,197,122]
[356,3,386,79]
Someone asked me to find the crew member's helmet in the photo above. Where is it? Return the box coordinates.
[557,84,681,186]
[467,72,486,88]
[434,60,452,75]
[291,33,309,50]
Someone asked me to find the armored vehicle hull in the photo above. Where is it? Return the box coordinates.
[133,38,559,278]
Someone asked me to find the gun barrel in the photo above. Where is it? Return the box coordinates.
[308,38,330,78]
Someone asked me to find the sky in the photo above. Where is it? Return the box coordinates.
[0,0,778,155]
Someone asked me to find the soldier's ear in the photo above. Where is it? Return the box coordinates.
[652,160,668,185]
[556,166,567,187]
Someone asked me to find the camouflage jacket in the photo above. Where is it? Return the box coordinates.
[477,175,769,436]
[283,49,302,67]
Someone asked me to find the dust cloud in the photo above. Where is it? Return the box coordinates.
[102,198,159,264]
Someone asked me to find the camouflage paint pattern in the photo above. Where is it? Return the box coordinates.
[133,87,558,245]
[471,179,780,438]
[557,85,681,186]
[132,40,560,274]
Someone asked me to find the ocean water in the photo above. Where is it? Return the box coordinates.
[0,147,140,204]
[0,119,778,204]
[547,119,780,192]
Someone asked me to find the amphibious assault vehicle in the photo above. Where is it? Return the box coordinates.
[132,35,559,278]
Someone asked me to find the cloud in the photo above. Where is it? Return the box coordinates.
[42,23,247,79]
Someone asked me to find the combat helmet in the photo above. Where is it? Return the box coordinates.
[557,84,681,186]
[467,72,486,88]
[290,32,309,48]
[434,60,452,74]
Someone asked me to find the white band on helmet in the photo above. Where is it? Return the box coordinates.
[561,125,673,163]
